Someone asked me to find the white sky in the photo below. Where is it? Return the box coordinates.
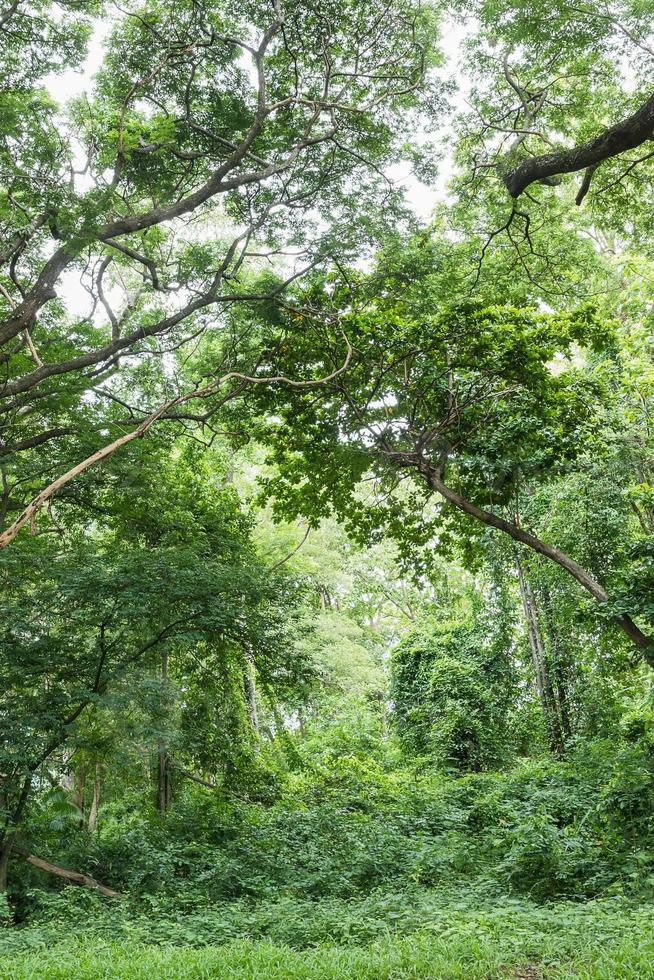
[42,15,465,317]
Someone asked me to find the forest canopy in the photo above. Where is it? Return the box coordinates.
[1,2,654,977]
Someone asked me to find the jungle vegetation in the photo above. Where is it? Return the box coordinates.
[1,1,654,976]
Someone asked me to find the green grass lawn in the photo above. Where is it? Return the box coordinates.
[2,903,654,979]
[1,935,653,979]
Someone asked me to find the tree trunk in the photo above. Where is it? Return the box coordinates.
[156,750,172,813]
[0,776,32,893]
[156,651,172,813]
[0,834,15,894]
[245,657,260,737]
[542,588,573,740]
[515,550,565,754]
[73,764,86,823]
[87,764,101,834]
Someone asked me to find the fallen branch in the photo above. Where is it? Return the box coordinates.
[24,853,121,898]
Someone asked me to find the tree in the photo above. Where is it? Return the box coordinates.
[246,238,654,661]
[0,0,439,545]
[0,442,310,890]
[456,0,654,205]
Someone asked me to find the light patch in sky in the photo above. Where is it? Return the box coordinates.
[40,13,466,319]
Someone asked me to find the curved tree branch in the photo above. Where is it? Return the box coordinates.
[412,457,654,663]
[503,91,654,199]
[267,525,310,571]
[0,333,352,549]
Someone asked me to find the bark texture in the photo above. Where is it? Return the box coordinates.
[503,91,654,198]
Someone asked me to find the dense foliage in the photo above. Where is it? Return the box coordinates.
[2,1,654,977]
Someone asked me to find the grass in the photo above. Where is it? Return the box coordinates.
[2,895,654,979]
[1,932,654,979]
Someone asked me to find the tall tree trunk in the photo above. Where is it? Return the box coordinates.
[515,550,565,754]
[73,764,86,823]
[156,651,172,813]
[0,776,32,893]
[0,835,14,894]
[245,663,259,734]
[87,764,101,834]
[156,750,172,813]
[542,587,573,740]
[245,653,260,751]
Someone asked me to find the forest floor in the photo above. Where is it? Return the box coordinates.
[1,893,653,978]
[4,757,654,977]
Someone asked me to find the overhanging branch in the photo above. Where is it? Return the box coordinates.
[503,91,654,199]
[380,450,654,663]
[0,333,352,549]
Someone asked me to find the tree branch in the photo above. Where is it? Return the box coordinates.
[21,852,121,898]
[504,91,654,198]
[410,457,654,662]
[0,333,351,548]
